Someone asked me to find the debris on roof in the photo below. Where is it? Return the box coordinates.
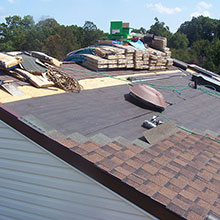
[0,51,81,93]
[0,52,22,69]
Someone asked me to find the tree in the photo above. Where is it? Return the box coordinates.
[81,21,107,47]
[42,34,63,59]
[178,16,219,46]
[131,27,147,34]
[0,15,35,51]
[147,17,172,40]
[168,32,189,49]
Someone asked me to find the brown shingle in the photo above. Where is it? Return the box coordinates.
[78,141,99,153]
[166,163,181,173]
[163,147,178,159]
[172,197,192,211]
[196,198,211,210]
[136,183,158,197]
[169,160,184,170]
[162,140,174,148]
[99,156,123,171]
[109,141,125,151]
[144,147,161,157]
[141,163,159,175]
[114,166,133,177]
[169,176,189,189]
[209,178,220,193]
[126,144,143,153]
[153,154,172,166]
[173,157,189,166]
[169,147,182,157]
[197,169,214,181]
[208,159,220,169]
[134,168,152,180]
[179,167,196,179]
[158,187,178,200]
[95,148,112,158]
[84,152,104,163]
[190,203,209,217]
[121,162,136,174]
[110,169,126,180]
[135,150,154,162]
[101,144,118,154]
[191,176,208,191]
[123,178,141,188]
[58,138,78,148]
[199,188,219,204]
[70,146,88,156]
[159,167,177,179]
[189,160,205,170]
[184,185,201,197]
[179,189,198,202]
[144,181,161,194]
[114,149,136,161]
[149,173,170,187]
[186,211,204,220]
[153,192,171,206]
[127,174,145,185]
[125,156,145,169]
[167,202,186,217]
[165,182,182,193]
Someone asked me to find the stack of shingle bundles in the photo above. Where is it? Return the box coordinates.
[114,44,135,69]
[134,49,144,69]
[162,47,172,58]
[146,47,170,70]
[103,45,126,69]
[82,54,109,71]
[82,44,173,71]
[95,46,126,69]
[166,58,174,67]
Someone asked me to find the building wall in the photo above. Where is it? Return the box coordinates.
[0,120,157,220]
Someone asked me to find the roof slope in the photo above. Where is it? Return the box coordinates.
[57,129,220,220]
[1,102,220,220]
[1,64,220,220]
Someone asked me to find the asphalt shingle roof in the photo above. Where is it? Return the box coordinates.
[57,129,220,220]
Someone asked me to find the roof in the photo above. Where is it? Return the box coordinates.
[0,63,220,220]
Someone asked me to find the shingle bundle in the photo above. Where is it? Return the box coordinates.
[82,44,173,71]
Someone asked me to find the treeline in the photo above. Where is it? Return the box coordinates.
[0,15,107,60]
[0,15,220,73]
[135,16,220,74]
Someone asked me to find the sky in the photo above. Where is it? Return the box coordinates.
[0,0,219,33]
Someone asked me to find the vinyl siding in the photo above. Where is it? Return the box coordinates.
[0,120,157,220]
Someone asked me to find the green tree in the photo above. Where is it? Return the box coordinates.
[147,17,172,40]
[178,16,219,46]
[168,32,189,49]
[0,15,35,51]
[81,21,107,47]
[131,27,147,34]
[42,34,63,59]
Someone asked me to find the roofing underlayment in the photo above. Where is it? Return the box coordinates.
[0,63,220,220]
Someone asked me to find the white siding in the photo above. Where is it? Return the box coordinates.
[0,120,157,220]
